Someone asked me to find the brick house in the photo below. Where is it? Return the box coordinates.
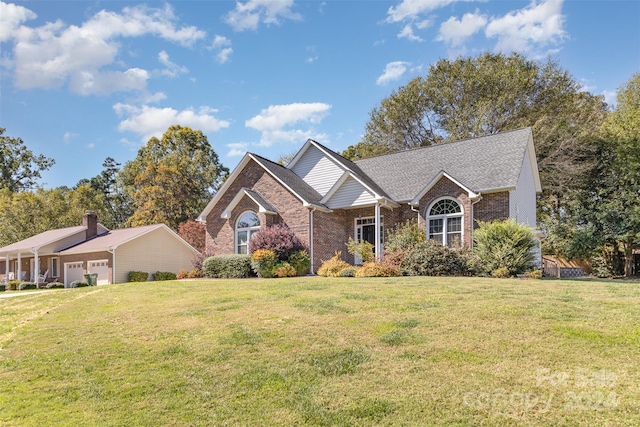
[198,128,541,272]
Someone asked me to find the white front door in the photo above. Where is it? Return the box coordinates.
[64,262,84,287]
[88,260,109,285]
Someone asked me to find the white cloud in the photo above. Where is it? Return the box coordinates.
[226,142,249,157]
[398,24,423,42]
[63,131,78,144]
[437,12,487,47]
[225,0,301,32]
[601,90,616,106]
[113,104,231,143]
[386,0,456,23]
[158,51,189,78]
[86,142,95,149]
[4,3,205,95]
[209,35,233,63]
[0,1,37,42]
[485,0,566,54]
[376,61,410,85]
[245,102,331,147]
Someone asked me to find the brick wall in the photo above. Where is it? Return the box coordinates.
[473,192,510,227]
[205,159,310,255]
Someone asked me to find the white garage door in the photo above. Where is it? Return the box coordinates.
[88,260,110,285]
[64,262,84,287]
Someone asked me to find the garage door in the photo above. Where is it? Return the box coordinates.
[88,260,109,285]
[65,262,84,287]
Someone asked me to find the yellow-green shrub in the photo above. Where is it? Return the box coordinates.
[273,262,297,278]
[251,249,278,278]
[317,252,352,277]
[354,262,400,277]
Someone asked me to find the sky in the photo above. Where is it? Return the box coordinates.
[1,0,639,189]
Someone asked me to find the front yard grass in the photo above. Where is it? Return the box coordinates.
[0,276,639,426]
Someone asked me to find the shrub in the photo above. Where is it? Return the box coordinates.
[339,267,356,277]
[474,219,537,276]
[385,219,426,252]
[355,262,401,277]
[273,262,297,278]
[18,282,37,290]
[401,240,473,276]
[153,271,177,281]
[491,267,510,278]
[69,280,89,288]
[288,250,311,276]
[7,280,21,291]
[250,249,278,278]
[177,269,188,279]
[202,254,252,279]
[317,252,352,277]
[127,271,149,282]
[248,223,306,260]
[0,284,5,292]
[524,269,542,280]
[186,268,203,279]
[346,238,375,263]
[45,282,65,289]
[192,249,214,272]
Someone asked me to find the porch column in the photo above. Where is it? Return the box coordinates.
[17,253,22,281]
[375,202,382,261]
[34,251,39,282]
[4,256,8,283]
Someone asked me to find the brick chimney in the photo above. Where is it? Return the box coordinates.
[83,210,98,239]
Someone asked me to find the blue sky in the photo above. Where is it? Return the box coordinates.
[1,0,638,189]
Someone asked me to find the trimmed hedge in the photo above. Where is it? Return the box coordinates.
[45,282,65,289]
[18,282,37,290]
[70,280,89,288]
[127,271,149,282]
[153,271,177,281]
[202,254,252,279]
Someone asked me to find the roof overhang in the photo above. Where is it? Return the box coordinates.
[410,171,480,206]
[221,188,278,219]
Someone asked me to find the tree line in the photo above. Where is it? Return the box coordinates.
[1,53,638,275]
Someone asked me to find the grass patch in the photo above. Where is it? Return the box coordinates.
[1,276,639,425]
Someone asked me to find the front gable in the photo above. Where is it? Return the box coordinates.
[323,175,378,209]
[289,143,344,196]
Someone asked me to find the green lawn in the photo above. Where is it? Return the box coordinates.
[1,276,639,426]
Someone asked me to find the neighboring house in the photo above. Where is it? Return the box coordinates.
[0,212,200,286]
[199,127,542,272]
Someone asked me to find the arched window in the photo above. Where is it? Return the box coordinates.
[427,198,463,247]
[236,211,260,254]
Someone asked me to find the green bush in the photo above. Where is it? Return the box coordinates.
[385,219,426,252]
[250,249,278,278]
[70,280,89,288]
[202,254,252,279]
[0,284,5,292]
[127,271,149,282]
[7,280,21,291]
[339,267,356,277]
[491,267,510,278]
[401,240,474,276]
[524,269,542,279]
[288,250,311,276]
[18,282,37,290]
[45,282,65,289]
[317,252,352,277]
[474,219,537,276]
[153,271,177,281]
[355,262,401,277]
[346,238,375,263]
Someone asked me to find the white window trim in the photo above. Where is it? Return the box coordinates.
[427,197,464,247]
[50,257,60,278]
[235,210,261,254]
[353,216,384,264]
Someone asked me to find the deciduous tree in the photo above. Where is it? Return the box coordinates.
[0,128,55,192]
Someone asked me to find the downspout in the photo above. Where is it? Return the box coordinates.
[108,247,116,284]
[308,207,316,275]
[470,194,483,250]
[409,204,420,227]
[375,202,382,261]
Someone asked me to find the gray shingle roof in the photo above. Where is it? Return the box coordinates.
[354,128,532,202]
[0,225,87,254]
[251,154,325,206]
[243,188,277,213]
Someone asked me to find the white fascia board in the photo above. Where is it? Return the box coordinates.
[410,171,479,205]
[527,131,542,193]
[285,139,314,170]
[197,154,252,222]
